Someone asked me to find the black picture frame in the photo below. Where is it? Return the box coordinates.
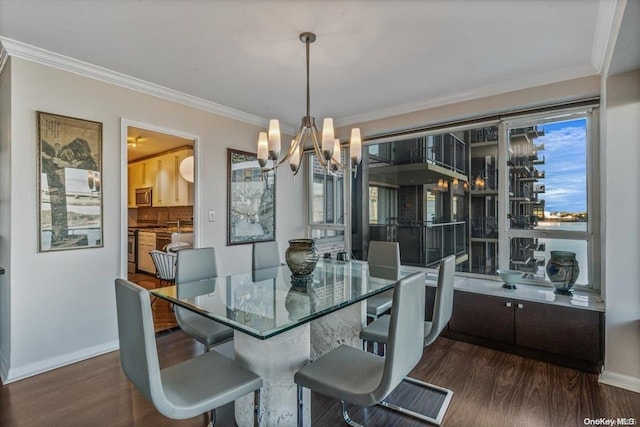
[37,112,103,252]
[227,148,276,245]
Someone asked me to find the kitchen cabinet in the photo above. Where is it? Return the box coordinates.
[128,148,193,207]
[153,154,175,207]
[128,159,157,207]
[153,149,193,207]
[137,231,156,274]
[447,290,603,372]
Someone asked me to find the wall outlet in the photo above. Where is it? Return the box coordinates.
[208,210,216,222]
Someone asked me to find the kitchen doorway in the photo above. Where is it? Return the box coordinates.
[121,120,200,331]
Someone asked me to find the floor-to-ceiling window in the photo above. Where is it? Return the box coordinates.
[305,102,599,290]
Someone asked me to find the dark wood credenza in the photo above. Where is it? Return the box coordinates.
[434,288,604,373]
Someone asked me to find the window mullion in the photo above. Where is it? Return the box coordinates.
[498,122,510,270]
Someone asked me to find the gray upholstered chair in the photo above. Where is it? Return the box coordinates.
[252,241,282,271]
[294,271,425,426]
[174,247,234,352]
[114,279,262,426]
[358,254,456,425]
[366,241,401,321]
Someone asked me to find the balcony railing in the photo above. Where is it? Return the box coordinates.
[373,220,466,268]
[368,134,467,175]
[471,217,498,238]
[471,168,498,191]
[425,221,467,267]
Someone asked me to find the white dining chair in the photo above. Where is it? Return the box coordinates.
[115,278,262,426]
[358,254,456,425]
[294,271,426,426]
[252,241,282,271]
[174,248,234,352]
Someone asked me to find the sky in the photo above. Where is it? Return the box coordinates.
[534,118,587,213]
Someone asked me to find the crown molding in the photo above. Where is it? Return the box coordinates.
[336,64,599,128]
[591,0,623,74]
[0,37,297,134]
[0,42,8,75]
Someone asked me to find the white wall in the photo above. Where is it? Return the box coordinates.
[600,70,640,393]
[0,58,12,375]
[336,76,600,138]
[0,58,305,383]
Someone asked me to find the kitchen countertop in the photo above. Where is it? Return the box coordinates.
[129,226,193,234]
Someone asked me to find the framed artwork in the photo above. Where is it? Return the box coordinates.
[37,112,103,252]
[227,148,276,245]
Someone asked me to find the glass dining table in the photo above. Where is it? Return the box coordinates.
[151,259,421,427]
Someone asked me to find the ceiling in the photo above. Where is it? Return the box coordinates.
[127,127,194,163]
[0,0,633,134]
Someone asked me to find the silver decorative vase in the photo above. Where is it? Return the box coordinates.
[546,250,579,295]
[285,238,319,277]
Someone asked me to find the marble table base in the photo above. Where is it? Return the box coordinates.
[234,324,311,427]
[234,301,366,427]
[310,301,365,360]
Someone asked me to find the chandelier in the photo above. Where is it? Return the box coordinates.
[257,32,362,176]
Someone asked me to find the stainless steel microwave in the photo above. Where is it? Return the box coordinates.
[135,187,152,207]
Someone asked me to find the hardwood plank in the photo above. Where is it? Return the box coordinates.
[128,272,179,332]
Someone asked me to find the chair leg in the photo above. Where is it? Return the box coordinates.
[297,385,304,427]
[377,377,453,426]
[254,388,261,427]
[341,401,364,427]
[373,342,378,355]
[206,408,216,427]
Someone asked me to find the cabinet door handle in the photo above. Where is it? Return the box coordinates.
[517,303,524,309]
[505,302,512,308]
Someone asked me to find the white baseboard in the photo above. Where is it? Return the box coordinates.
[599,370,640,394]
[2,340,119,384]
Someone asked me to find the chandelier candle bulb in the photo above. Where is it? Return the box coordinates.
[321,118,335,161]
[289,142,301,173]
[329,138,341,172]
[350,128,362,167]
[332,139,341,162]
[268,119,281,160]
[257,132,269,168]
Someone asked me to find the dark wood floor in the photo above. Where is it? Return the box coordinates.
[129,272,178,332]
[1,330,638,427]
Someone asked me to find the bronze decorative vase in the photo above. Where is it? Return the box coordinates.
[546,250,580,295]
[285,238,319,278]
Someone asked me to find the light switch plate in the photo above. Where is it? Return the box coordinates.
[208,210,216,222]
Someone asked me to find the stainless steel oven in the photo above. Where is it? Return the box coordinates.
[127,229,137,273]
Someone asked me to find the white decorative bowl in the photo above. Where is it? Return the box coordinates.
[497,269,525,289]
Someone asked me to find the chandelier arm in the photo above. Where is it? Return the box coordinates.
[310,124,328,167]
[290,126,310,177]
[278,123,305,166]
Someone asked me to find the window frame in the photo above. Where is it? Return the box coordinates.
[306,151,351,248]
[499,107,600,290]
[304,101,600,292]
